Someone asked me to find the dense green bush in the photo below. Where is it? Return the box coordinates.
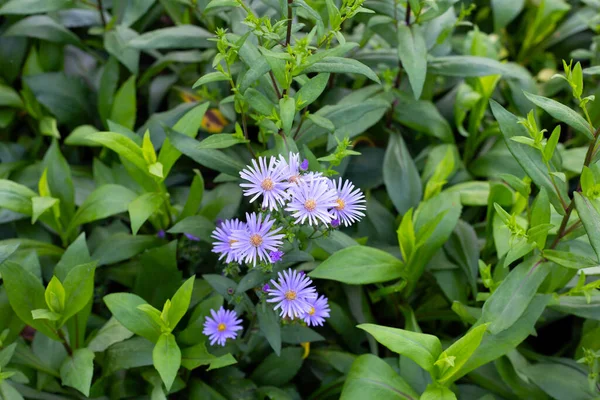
[0,0,599,399]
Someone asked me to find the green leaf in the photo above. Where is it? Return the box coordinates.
[481,258,549,334]
[104,26,140,74]
[168,215,214,242]
[0,242,19,266]
[0,83,23,108]
[296,73,329,107]
[128,193,164,235]
[257,304,281,356]
[103,293,162,343]
[436,324,488,384]
[574,192,600,260]
[92,233,163,266]
[302,57,380,83]
[279,97,296,136]
[179,170,204,221]
[491,0,525,31]
[250,348,303,387]
[309,246,404,284]
[198,134,249,149]
[4,15,80,45]
[244,88,275,115]
[543,125,561,162]
[24,73,93,125]
[0,179,36,215]
[168,276,195,329]
[39,116,60,138]
[455,295,550,380]
[110,75,137,131]
[490,100,568,215]
[104,337,154,376]
[307,114,334,132]
[45,275,66,314]
[181,342,237,370]
[529,188,551,249]
[523,92,593,140]
[383,134,421,215]
[522,363,596,400]
[542,249,598,269]
[65,130,147,172]
[61,262,96,324]
[340,354,419,400]
[397,24,427,99]
[0,0,73,14]
[129,25,213,49]
[392,93,453,143]
[166,129,245,176]
[87,317,134,353]
[192,72,230,88]
[153,333,181,391]
[420,384,457,400]
[68,184,137,232]
[0,261,58,340]
[60,348,94,397]
[31,196,59,224]
[31,308,60,321]
[357,324,441,372]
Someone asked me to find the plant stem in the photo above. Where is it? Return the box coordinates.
[268,71,282,98]
[242,112,257,158]
[285,0,293,47]
[549,126,600,249]
[97,0,107,28]
[293,108,307,139]
[57,329,73,356]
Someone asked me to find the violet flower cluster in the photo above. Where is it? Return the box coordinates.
[211,153,366,267]
[204,153,361,347]
[202,268,330,347]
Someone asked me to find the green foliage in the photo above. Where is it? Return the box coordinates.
[0,0,600,399]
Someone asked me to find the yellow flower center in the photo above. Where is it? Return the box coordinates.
[250,234,263,247]
[261,178,274,191]
[304,199,316,211]
[217,323,226,331]
[308,306,316,316]
[335,198,345,211]
[228,239,238,247]
[285,290,297,300]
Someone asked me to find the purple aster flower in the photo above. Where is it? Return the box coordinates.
[184,233,201,242]
[300,159,309,171]
[286,177,337,226]
[211,218,246,264]
[331,219,340,228]
[328,178,366,227]
[269,250,284,263]
[277,152,303,185]
[239,157,289,211]
[303,295,330,326]
[157,230,166,239]
[202,306,243,346]
[266,268,317,319]
[230,213,285,267]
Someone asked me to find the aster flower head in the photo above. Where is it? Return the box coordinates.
[303,295,330,326]
[202,306,243,346]
[286,177,337,226]
[267,268,317,319]
[230,213,285,267]
[277,152,303,185]
[328,178,366,227]
[269,250,284,263]
[239,157,289,211]
[211,218,246,264]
